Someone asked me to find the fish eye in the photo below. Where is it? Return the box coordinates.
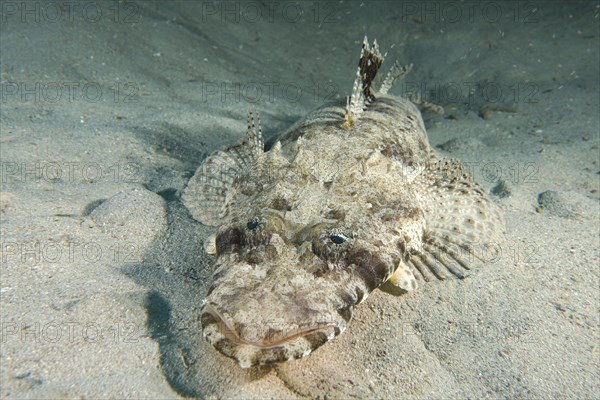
[329,233,348,245]
[314,229,353,263]
[247,217,260,231]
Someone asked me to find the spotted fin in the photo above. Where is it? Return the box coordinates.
[182,112,264,226]
[409,156,505,282]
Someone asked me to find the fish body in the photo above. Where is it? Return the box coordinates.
[182,38,504,368]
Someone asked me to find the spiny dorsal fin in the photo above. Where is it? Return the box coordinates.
[343,36,385,129]
[407,155,505,282]
[358,36,385,101]
[378,60,413,95]
[182,112,264,226]
[246,111,264,157]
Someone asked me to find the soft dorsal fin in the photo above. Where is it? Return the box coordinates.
[407,155,505,282]
[182,112,264,226]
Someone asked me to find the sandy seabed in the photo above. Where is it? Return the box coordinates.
[1,1,598,399]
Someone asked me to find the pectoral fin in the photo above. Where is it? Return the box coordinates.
[408,155,505,282]
[182,112,264,226]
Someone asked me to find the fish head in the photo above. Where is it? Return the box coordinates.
[200,138,425,368]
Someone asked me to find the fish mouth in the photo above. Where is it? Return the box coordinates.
[201,304,344,367]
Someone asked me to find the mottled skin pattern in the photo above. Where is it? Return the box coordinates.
[183,38,504,368]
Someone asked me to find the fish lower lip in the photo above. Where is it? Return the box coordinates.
[201,305,337,348]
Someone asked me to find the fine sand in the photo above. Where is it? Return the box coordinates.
[1,1,598,398]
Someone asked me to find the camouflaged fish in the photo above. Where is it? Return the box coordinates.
[182,37,505,368]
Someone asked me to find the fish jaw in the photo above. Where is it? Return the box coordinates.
[199,240,395,367]
[198,258,355,367]
[201,303,345,368]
